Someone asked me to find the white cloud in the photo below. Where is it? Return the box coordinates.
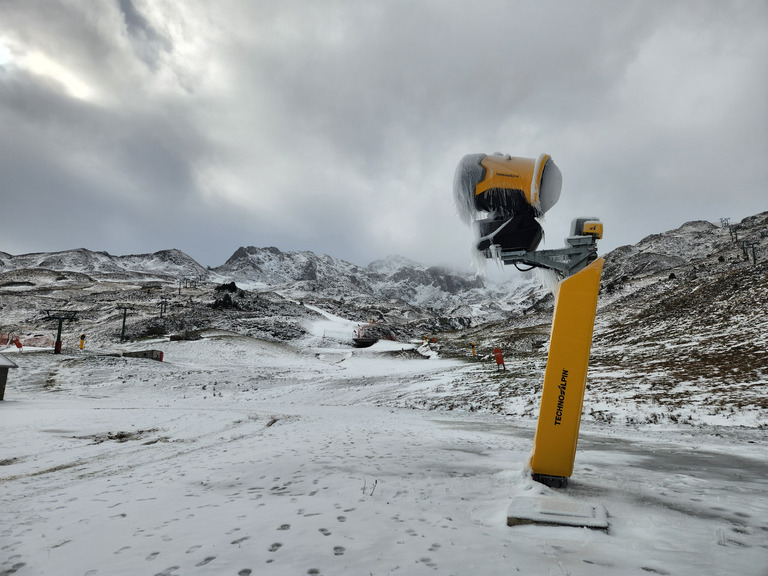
[23,50,97,100]
[0,40,12,65]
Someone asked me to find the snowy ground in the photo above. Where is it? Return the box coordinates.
[2,329,767,576]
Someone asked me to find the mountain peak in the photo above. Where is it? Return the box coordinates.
[367,255,424,275]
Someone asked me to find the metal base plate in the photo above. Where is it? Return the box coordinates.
[507,495,608,530]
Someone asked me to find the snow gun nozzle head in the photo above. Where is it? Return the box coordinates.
[453,153,562,254]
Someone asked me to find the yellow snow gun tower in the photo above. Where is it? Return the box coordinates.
[454,153,604,490]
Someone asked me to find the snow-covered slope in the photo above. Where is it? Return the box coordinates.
[601,220,723,285]
[3,335,766,576]
[435,212,768,426]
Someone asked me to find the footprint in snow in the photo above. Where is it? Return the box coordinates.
[268,542,283,552]
[152,567,179,576]
[640,568,670,575]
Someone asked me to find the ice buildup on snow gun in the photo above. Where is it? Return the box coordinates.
[453,153,563,253]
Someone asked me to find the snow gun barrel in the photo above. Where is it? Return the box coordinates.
[453,153,562,254]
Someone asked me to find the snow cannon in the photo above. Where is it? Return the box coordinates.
[452,151,607,517]
[453,153,562,253]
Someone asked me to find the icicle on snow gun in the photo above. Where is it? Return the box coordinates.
[454,153,604,489]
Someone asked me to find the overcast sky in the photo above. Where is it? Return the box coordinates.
[1,1,766,271]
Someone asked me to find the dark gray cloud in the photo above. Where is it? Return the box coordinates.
[0,0,766,271]
[119,0,172,71]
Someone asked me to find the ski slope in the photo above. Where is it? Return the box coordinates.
[2,329,767,576]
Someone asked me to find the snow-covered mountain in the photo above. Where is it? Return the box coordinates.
[366,254,423,275]
[2,211,765,359]
[214,246,483,297]
[0,247,207,282]
[0,244,534,318]
[216,246,363,285]
[212,246,539,319]
[0,243,539,344]
[1,211,766,423]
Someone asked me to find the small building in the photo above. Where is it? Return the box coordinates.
[0,353,19,401]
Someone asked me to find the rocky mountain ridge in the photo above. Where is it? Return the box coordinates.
[0,244,543,324]
[0,241,540,346]
[0,248,207,282]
